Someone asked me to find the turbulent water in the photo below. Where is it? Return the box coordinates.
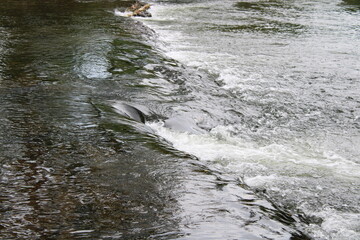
[0,0,359,239]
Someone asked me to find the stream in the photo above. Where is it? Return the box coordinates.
[1,0,359,239]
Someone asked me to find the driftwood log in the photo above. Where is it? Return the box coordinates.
[126,1,152,17]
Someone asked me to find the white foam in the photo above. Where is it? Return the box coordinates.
[306,209,360,240]
[149,122,360,179]
[114,8,132,17]
[148,121,360,239]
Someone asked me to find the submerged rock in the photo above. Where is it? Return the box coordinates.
[113,102,146,123]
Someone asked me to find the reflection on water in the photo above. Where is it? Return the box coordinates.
[0,1,182,239]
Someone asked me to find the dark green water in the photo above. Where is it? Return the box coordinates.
[0,1,184,239]
[1,0,359,239]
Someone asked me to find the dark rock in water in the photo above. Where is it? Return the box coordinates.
[113,103,146,123]
[135,10,151,18]
[164,116,206,134]
[112,102,205,134]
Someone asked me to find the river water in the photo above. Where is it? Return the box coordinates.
[0,0,359,239]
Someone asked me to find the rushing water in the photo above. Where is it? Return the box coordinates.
[0,0,359,239]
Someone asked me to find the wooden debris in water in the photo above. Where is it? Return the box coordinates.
[126,1,152,18]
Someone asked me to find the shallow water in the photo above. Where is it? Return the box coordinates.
[0,0,359,239]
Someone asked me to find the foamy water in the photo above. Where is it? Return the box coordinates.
[147,120,360,239]
[139,0,360,239]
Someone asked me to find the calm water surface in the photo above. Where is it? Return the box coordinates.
[0,0,359,239]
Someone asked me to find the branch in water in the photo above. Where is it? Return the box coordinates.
[126,1,152,18]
